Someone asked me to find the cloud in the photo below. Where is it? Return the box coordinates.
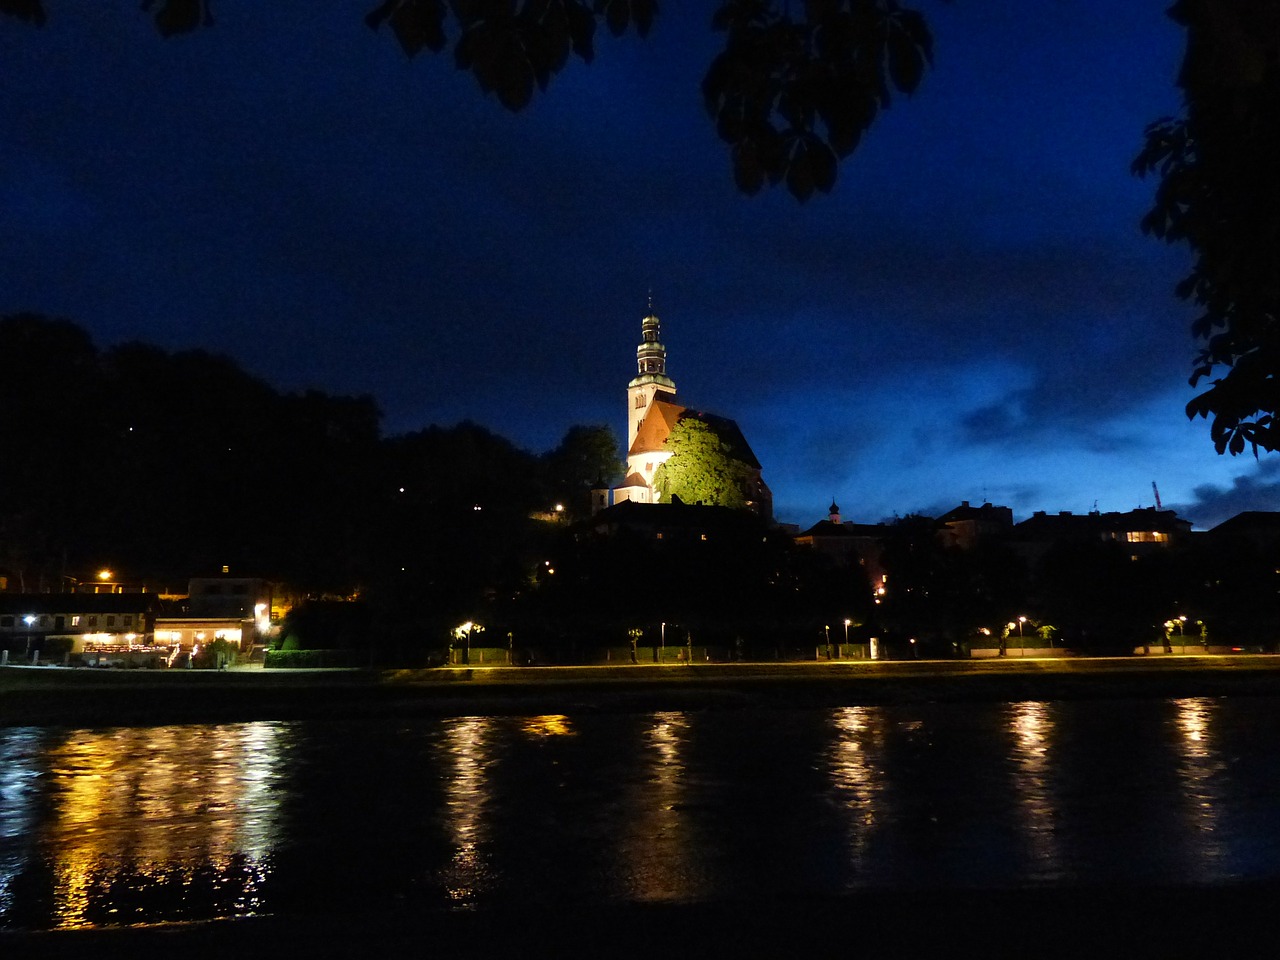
[1168,460,1280,530]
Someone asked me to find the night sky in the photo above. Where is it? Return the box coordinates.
[4,2,1277,529]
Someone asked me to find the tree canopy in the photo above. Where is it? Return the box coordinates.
[542,424,624,518]
[2,0,933,202]
[652,416,752,509]
[1134,0,1280,455]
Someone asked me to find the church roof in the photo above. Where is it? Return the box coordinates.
[629,397,684,456]
[628,397,762,469]
[616,471,649,489]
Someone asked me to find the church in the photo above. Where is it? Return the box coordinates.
[594,306,772,520]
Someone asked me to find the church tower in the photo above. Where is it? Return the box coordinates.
[627,306,676,450]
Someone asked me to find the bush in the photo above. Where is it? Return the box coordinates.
[41,636,75,660]
[192,637,239,669]
[263,648,367,669]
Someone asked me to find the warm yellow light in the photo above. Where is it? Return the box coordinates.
[522,715,574,737]
[97,569,112,581]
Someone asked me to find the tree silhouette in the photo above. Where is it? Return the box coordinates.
[1134,0,1280,455]
[2,0,933,202]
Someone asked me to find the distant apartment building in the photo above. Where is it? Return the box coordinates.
[0,593,159,659]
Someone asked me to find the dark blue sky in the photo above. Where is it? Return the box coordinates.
[4,2,1275,528]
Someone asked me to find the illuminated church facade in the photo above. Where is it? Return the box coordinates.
[597,308,772,520]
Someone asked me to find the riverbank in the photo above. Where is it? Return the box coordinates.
[5,655,1280,726]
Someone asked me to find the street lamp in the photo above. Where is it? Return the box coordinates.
[843,619,851,659]
[1018,616,1027,656]
[453,620,483,666]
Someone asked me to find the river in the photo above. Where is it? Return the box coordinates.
[3,696,1279,930]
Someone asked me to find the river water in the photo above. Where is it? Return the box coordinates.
[3,696,1280,930]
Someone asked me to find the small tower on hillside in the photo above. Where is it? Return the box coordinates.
[627,303,677,451]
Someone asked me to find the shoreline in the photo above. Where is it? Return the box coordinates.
[3,881,1276,958]
[6,655,1280,726]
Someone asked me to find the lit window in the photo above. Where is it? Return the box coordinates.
[1126,531,1170,543]
[72,615,81,626]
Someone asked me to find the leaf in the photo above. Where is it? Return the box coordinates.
[0,0,46,26]
[147,0,208,37]
[366,0,448,56]
[715,99,745,143]
[490,35,535,110]
[565,1,596,60]
[605,0,628,37]
[732,140,765,195]
[785,138,816,202]
[886,31,924,95]
[808,137,837,193]
[632,0,658,36]
[365,0,398,29]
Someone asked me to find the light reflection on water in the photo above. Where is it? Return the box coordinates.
[612,710,695,902]
[1173,697,1227,876]
[0,728,45,919]
[1,723,287,928]
[1007,700,1058,877]
[437,716,497,908]
[828,706,885,873]
[5,697,1280,930]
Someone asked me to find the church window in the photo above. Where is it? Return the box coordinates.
[645,462,653,472]
[636,395,646,408]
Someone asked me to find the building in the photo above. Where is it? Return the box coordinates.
[153,573,276,653]
[1010,507,1192,565]
[937,501,1014,550]
[0,593,160,661]
[604,307,772,519]
[793,499,889,585]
